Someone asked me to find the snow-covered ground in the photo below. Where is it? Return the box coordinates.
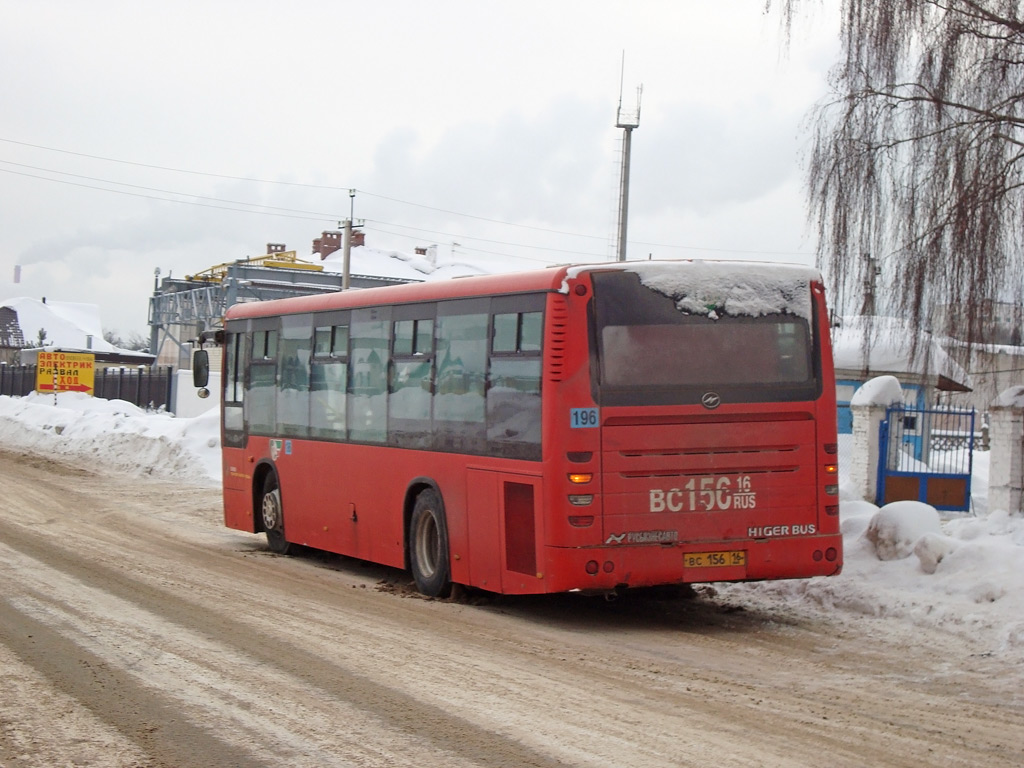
[1,391,1021,659]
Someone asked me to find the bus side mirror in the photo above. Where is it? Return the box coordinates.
[193,349,210,388]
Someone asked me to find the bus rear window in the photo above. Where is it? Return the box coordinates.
[591,270,820,406]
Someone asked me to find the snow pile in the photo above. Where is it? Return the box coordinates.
[560,260,820,319]
[849,374,903,407]
[0,392,220,484]
[632,260,817,319]
[864,500,942,560]
[725,497,1024,657]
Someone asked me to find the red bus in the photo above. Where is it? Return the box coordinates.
[207,259,842,596]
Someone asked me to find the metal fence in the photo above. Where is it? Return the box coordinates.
[878,405,976,511]
[0,365,174,411]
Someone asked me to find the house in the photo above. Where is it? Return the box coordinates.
[0,297,154,368]
[832,315,972,434]
[0,305,27,364]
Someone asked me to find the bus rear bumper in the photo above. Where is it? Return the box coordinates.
[542,534,843,593]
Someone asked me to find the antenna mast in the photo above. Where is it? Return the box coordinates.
[615,53,642,262]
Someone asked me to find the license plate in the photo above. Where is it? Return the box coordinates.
[683,550,747,568]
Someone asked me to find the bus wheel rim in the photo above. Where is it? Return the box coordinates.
[262,489,282,531]
[415,512,438,577]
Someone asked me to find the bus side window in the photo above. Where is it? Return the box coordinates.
[311,323,349,440]
[276,314,312,438]
[390,316,434,449]
[223,330,245,436]
[434,308,487,453]
[349,308,390,443]
[488,311,542,460]
[247,328,278,435]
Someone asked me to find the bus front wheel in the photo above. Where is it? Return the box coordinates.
[260,472,291,555]
[409,489,452,598]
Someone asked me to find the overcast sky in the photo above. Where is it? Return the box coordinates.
[0,1,839,337]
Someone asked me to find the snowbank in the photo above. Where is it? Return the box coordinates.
[723,496,1024,657]
[0,392,220,484]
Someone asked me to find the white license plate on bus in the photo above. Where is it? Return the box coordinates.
[683,550,747,568]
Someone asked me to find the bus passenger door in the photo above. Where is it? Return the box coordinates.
[466,470,542,594]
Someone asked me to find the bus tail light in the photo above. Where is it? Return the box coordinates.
[568,473,593,484]
[568,495,594,507]
[826,504,839,516]
[585,560,599,574]
[825,484,839,496]
[813,547,840,563]
[568,515,594,527]
[825,464,838,475]
[824,443,838,455]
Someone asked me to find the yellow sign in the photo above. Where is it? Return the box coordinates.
[36,351,95,395]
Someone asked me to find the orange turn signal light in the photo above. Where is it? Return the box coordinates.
[568,473,593,484]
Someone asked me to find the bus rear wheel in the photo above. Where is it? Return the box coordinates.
[409,489,452,598]
[260,472,291,555]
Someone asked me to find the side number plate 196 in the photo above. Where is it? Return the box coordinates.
[683,550,747,568]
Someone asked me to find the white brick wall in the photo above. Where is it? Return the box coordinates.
[988,405,1024,515]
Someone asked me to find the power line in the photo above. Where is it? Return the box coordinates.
[0,136,344,191]
[0,167,332,222]
[0,136,816,260]
[0,137,607,240]
[0,160,340,218]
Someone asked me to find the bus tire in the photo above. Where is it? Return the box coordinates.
[260,472,291,555]
[409,489,452,598]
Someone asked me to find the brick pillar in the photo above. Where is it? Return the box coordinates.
[987,386,1024,515]
[849,402,890,503]
[848,375,904,504]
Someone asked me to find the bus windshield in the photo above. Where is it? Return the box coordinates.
[591,270,820,406]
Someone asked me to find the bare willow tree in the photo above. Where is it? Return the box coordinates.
[775,0,1024,348]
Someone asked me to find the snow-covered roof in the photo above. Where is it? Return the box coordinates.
[315,245,489,283]
[0,297,148,359]
[0,297,117,351]
[832,316,971,390]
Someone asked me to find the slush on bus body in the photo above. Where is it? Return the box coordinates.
[196,260,842,597]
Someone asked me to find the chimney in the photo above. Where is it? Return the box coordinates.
[351,230,365,248]
[415,247,428,256]
[315,230,343,260]
[266,243,286,254]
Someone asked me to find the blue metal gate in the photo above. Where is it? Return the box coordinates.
[877,405,975,512]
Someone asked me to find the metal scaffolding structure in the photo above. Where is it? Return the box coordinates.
[148,258,416,369]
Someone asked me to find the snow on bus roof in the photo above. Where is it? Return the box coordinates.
[562,260,820,320]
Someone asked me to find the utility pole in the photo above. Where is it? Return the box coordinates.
[342,189,356,290]
[615,55,642,262]
[861,252,879,316]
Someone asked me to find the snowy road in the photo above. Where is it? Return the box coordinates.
[0,448,1021,767]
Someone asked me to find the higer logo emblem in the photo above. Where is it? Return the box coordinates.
[701,392,721,409]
